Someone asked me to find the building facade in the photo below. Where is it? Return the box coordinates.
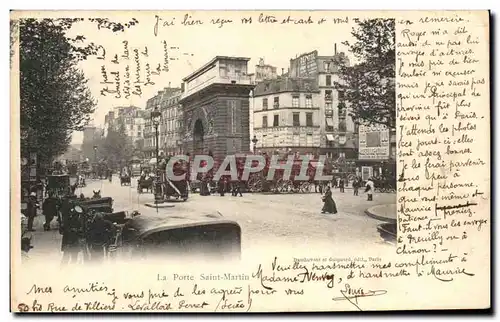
[104,106,145,145]
[252,77,321,156]
[248,58,279,149]
[180,56,254,160]
[252,47,356,158]
[160,89,183,155]
[288,48,356,159]
[143,87,182,158]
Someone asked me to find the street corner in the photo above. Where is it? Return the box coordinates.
[365,204,397,223]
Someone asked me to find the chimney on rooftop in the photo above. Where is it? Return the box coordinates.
[168,82,171,88]
[334,43,337,55]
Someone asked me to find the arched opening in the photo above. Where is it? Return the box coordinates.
[193,119,204,155]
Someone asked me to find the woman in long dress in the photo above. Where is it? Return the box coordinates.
[321,186,338,214]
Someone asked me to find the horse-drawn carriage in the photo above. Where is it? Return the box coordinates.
[120,174,131,186]
[245,156,332,193]
[137,175,154,193]
[59,200,241,263]
[373,176,396,193]
[78,190,114,213]
[46,174,72,197]
[157,159,190,201]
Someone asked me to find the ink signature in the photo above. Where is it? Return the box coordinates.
[332,284,387,311]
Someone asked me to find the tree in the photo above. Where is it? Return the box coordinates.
[335,18,395,129]
[101,121,134,168]
[18,17,138,166]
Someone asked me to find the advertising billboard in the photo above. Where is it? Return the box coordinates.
[290,50,318,78]
[358,124,390,160]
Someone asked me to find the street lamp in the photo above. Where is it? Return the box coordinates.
[252,135,258,154]
[150,108,162,203]
[93,145,97,163]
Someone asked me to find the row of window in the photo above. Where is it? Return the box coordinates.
[260,134,314,147]
[263,95,313,110]
[162,108,178,119]
[261,112,314,128]
[262,90,344,110]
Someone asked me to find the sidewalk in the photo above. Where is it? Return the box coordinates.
[21,215,63,263]
[365,204,396,223]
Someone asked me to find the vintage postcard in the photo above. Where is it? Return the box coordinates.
[10,10,490,312]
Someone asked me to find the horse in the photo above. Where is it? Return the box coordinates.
[92,190,101,199]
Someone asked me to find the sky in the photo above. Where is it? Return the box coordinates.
[56,10,370,144]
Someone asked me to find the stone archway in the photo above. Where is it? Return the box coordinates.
[193,119,204,155]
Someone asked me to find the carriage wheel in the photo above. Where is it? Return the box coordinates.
[300,182,311,193]
[247,175,263,193]
[281,180,293,193]
[274,180,284,193]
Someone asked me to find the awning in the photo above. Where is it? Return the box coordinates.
[149,158,157,165]
[326,134,335,141]
[326,118,334,127]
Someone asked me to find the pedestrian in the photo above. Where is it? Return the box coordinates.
[26,192,39,232]
[332,176,338,189]
[218,177,226,196]
[321,186,337,214]
[86,213,116,264]
[232,179,243,197]
[339,177,345,193]
[59,200,81,266]
[42,192,58,231]
[365,177,374,201]
[353,177,360,196]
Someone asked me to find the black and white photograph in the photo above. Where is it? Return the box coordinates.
[10,10,490,313]
[15,13,397,266]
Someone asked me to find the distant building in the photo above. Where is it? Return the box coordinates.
[159,88,183,155]
[254,58,278,83]
[60,144,83,162]
[144,87,182,158]
[82,126,104,161]
[180,56,254,160]
[104,106,145,146]
[83,126,101,144]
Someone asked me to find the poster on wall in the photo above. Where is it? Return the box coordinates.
[358,124,390,160]
[361,166,373,181]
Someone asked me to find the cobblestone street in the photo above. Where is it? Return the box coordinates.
[23,176,396,263]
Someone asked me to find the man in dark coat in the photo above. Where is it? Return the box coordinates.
[353,177,360,196]
[26,193,39,232]
[59,199,81,265]
[42,192,59,231]
[86,213,116,263]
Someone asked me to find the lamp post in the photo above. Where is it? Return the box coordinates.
[252,135,258,154]
[93,145,97,163]
[151,108,162,204]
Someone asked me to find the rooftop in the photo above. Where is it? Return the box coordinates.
[253,76,319,97]
[183,56,251,82]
